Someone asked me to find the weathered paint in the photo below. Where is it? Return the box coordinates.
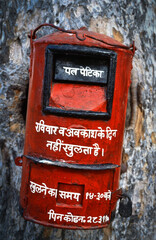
[15,25,134,229]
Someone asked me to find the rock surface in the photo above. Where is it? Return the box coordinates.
[0,1,155,239]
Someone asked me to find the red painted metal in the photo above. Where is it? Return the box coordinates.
[15,24,135,229]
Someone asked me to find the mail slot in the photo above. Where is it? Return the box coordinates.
[15,24,135,229]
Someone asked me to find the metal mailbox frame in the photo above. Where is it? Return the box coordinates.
[43,45,117,120]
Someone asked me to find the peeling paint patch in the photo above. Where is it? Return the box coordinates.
[9,40,22,65]
[10,123,21,132]
[134,107,144,146]
[151,132,156,145]
[113,28,123,43]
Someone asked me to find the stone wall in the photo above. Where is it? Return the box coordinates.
[0,1,155,239]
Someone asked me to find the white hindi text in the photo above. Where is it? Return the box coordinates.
[46,139,103,157]
[30,181,81,202]
[35,120,117,141]
[86,191,111,201]
[48,209,109,224]
[30,181,112,202]
[63,66,104,78]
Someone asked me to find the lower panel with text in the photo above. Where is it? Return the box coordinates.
[22,159,119,229]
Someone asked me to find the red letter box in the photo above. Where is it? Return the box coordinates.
[15,24,135,229]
